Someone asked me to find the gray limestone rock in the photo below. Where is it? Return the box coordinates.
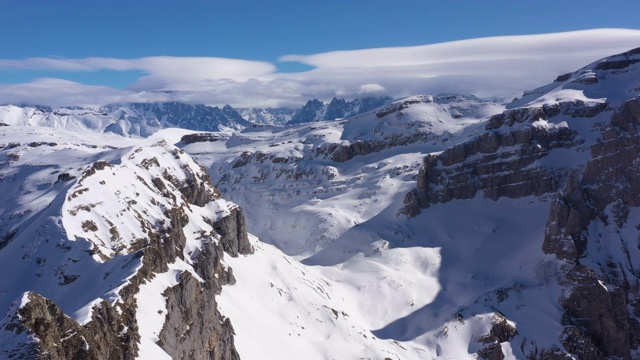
[3,291,138,360]
[0,149,251,359]
[212,206,253,257]
[403,116,579,214]
[159,271,239,360]
[402,96,640,357]
[476,314,518,360]
[541,98,640,359]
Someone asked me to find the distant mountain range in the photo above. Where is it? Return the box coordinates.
[287,96,393,124]
[0,96,395,136]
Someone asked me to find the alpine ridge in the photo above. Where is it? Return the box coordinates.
[0,128,251,359]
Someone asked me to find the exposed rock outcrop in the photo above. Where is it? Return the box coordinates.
[0,141,251,359]
[289,96,392,124]
[559,266,629,358]
[582,97,640,211]
[179,133,225,145]
[4,292,138,360]
[159,269,239,360]
[594,47,640,71]
[401,105,586,216]
[213,206,252,257]
[542,175,592,260]
[323,130,452,163]
[476,313,518,360]
[541,97,640,359]
[402,89,640,357]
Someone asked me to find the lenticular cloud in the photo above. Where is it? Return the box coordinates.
[279,28,640,99]
[1,29,640,107]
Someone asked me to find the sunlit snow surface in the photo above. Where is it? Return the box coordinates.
[0,126,238,358]
[2,45,640,358]
[185,95,502,256]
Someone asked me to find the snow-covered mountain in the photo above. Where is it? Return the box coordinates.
[0,127,252,358]
[238,96,395,126]
[394,47,640,360]
[236,107,296,126]
[104,102,251,136]
[288,96,393,124]
[0,102,251,137]
[0,97,395,134]
[2,47,640,359]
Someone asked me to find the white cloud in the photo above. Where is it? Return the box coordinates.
[0,56,276,91]
[0,56,276,80]
[358,83,386,94]
[124,57,277,91]
[0,78,169,107]
[279,28,640,100]
[280,29,640,69]
[1,29,640,107]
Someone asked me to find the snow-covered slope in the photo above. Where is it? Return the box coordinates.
[0,105,111,134]
[0,126,251,358]
[176,94,505,358]
[510,47,640,110]
[218,236,438,359]
[182,94,502,256]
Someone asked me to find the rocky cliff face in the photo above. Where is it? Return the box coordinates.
[0,130,251,359]
[400,101,605,216]
[4,291,139,360]
[541,97,640,360]
[403,48,640,358]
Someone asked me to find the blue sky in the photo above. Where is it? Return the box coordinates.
[1,0,640,107]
